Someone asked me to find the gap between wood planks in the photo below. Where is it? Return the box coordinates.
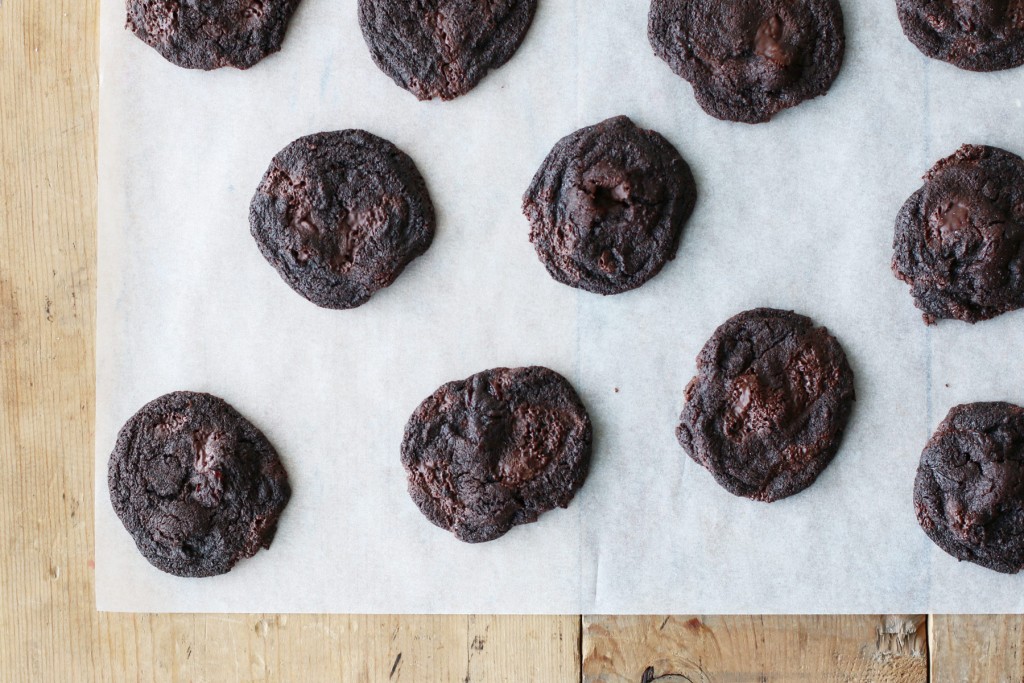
[928,614,934,683]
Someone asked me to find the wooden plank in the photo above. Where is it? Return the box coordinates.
[3,0,1021,680]
[930,615,1024,683]
[88,614,580,682]
[583,616,928,683]
[1,0,102,679]
[0,0,580,680]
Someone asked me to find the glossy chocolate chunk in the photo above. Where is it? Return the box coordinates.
[893,144,1024,324]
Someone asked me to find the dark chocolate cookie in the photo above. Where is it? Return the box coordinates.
[249,130,435,310]
[522,116,697,296]
[892,144,1024,325]
[357,0,537,100]
[677,308,856,502]
[915,402,1024,573]
[401,366,592,542]
[896,0,1024,72]
[648,0,845,124]
[126,0,302,70]
[108,391,290,577]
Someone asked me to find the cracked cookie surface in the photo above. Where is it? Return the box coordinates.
[892,144,1024,324]
[249,130,435,310]
[896,0,1024,71]
[523,116,697,295]
[915,402,1024,573]
[676,308,855,502]
[648,0,845,123]
[126,0,302,70]
[108,391,290,577]
[401,366,592,543]
[358,0,537,100]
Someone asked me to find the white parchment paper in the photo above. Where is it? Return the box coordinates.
[97,0,1024,613]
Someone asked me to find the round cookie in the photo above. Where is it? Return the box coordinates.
[648,0,845,124]
[896,0,1024,72]
[522,116,697,295]
[892,144,1024,325]
[401,366,592,543]
[915,402,1024,574]
[108,391,290,577]
[357,0,537,101]
[249,130,435,310]
[676,308,856,502]
[126,0,302,70]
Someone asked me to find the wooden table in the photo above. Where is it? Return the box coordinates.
[1,2,1021,680]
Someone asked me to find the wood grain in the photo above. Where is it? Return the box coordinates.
[930,616,1024,683]
[3,0,1024,680]
[583,615,928,683]
[0,0,579,680]
[89,614,580,682]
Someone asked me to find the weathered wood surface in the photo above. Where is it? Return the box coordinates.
[0,1,580,680]
[2,0,1022,680]
[930,616,1024,683]
[583,615,928,683]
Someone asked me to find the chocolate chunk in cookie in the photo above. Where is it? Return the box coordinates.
[915,402,1024,573]
[250,130,435,310]
[892,144,1024,324]
[358,0,537,101]
[108,391,290,577]
[522,116,697,295]
[648,0,845,123]
[677,308,856,502]
[896,0,1024,72]
[401,366,592,543]
[126,0,302,70]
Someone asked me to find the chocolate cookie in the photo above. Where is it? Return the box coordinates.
[108,391,290,577]
[522,116,697,295]
[357,0,537,100]
[896,0,1024,72]
[401,366,592,542]
[126,0,302,70]
[249,130,435,310]
[677,308,856,502]
[915,402,1024,573]
[892,144,1024,324]
[648,0,845,124]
